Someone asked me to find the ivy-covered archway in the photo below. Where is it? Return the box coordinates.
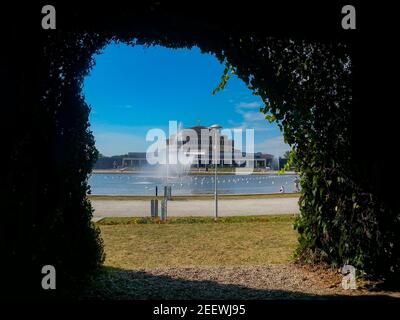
[2,2,399,296]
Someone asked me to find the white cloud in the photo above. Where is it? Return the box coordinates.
[242,111,265,122]
[237,101,261,109]
[255,136,290,157]
[232,101,271,132]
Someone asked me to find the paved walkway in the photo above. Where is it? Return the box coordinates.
[91,197,299,218]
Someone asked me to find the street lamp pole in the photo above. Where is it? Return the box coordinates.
[214,145,218,219]
[210,124,222,220]
[166,145,169,186]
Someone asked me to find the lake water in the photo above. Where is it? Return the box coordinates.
[88,173,300,195]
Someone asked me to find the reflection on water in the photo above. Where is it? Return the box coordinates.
[88,173,300,195]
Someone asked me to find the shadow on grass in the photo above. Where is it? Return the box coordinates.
[81,267,400,300]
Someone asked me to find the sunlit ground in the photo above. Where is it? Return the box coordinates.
[81,216,400,299]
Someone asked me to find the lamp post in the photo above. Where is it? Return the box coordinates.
[210,124,222,220]
[166,144,169,186]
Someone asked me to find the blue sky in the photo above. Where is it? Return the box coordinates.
[83,43,289,157]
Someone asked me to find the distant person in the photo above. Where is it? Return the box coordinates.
[294,179,300,192]
[279,185,285,193]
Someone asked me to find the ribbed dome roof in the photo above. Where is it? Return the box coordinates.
[209,124,222,129]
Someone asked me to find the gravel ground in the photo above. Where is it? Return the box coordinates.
[82,263,400,300]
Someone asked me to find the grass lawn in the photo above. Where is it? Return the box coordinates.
[97,215,298,269]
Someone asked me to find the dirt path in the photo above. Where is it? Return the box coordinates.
[91,197,299,218]
[82,264,400,300]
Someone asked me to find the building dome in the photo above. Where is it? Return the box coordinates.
[209,124,222,129]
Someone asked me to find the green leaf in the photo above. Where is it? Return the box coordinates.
[211,64,233,95]
[265,114,276,123]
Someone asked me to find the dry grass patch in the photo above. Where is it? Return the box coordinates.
[99,216,297,269]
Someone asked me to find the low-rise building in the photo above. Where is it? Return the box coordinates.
[94,125,275,169]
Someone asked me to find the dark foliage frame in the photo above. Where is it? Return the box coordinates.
[1,2,398,296]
